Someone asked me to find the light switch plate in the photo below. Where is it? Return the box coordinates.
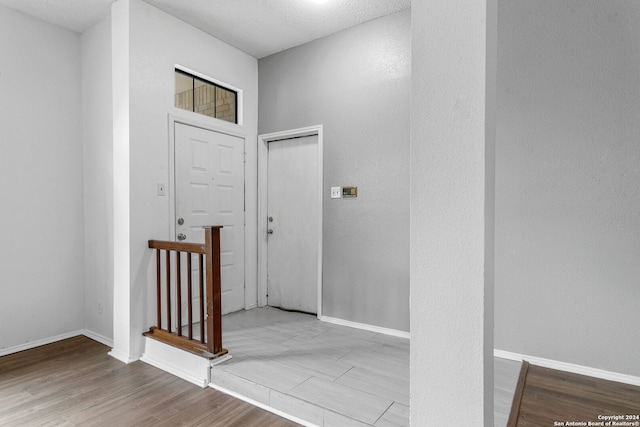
[331,187,342,199]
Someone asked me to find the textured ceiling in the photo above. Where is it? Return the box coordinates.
[0,0,112,33]
[0,0,410,58]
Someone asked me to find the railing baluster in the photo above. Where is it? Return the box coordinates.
[187,253,193,340]
[166,250,171,332]
[156,249,161,330]
[199,254,205,344]
[176,251,182,336]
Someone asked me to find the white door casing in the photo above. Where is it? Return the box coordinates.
[174,121,245,315]
[258,126,323,317]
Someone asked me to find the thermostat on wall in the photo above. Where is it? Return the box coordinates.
[342,186,357,198]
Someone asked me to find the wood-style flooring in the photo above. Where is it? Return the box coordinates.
[0,336,299,427]
[509,362,640,427]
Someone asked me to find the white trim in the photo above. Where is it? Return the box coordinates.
[321,316,410,340]
[0,330,114,358]
[168,114,251,311]
[174,64,244,126]
[209,354,233,367]
[141,353,208,388]
[140,337,213,387]
[257,125,324,318]
[208,383,318,427]
[82,330,114,348]
[0,330,83,357]
[494,349,640,387]
[108,348,140,364]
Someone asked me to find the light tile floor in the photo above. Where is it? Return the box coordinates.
[212,307,521,427]
[494,358,522,426]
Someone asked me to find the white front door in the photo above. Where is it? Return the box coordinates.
[175,122,245,315]
[266,134,319,314]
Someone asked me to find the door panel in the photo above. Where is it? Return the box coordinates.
[175,123,245,315]
[267,135,319,314]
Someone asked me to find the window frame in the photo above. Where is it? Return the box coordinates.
[174,66,241,125]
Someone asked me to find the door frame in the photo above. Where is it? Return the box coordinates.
[257,125,324,318]
[167,113,249,309]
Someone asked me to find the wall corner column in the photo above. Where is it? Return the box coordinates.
[410,0,497,424]
[109,0,135,363]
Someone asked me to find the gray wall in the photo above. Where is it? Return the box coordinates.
[496,0,640,376]
[110,0,259,358]
[0,5,84,351]
[259,10,410,332]
[81,15,114,344]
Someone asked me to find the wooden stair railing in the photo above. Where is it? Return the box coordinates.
[144,226,228,359]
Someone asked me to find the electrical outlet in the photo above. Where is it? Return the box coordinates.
[157,182,166,196]
[331,186,342,199]
[97,300,103,314]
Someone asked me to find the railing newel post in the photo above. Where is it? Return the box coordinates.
[205,226,223,355]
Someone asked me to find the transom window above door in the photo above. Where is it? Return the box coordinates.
[174,69,238,124]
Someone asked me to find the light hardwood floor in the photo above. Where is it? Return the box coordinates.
[510,363,640,426]
[0,336,298,426]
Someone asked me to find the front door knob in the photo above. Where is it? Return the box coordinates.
[177,233,187,241]
[267,229,274,235]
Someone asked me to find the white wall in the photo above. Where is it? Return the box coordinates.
[410,0,496,424]
[81,16,114,345]
[0,5,84,351]
[258,10,410,332]
[495,0,640,377]
[111,0,259,359]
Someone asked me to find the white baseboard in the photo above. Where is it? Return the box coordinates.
[494,349,640,387]
[141,353,207,388]
[0,330,83,357]
[82,329,113,348]
[140,337,211,388]
[320,316,410,339]
[208,383,318,427]
[108,348,140,364]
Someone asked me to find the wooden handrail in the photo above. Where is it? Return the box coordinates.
[148,240,206,253]
[144,226,227,359]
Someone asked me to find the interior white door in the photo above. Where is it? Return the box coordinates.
[175,122,245,315]
[267,134,319,314]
